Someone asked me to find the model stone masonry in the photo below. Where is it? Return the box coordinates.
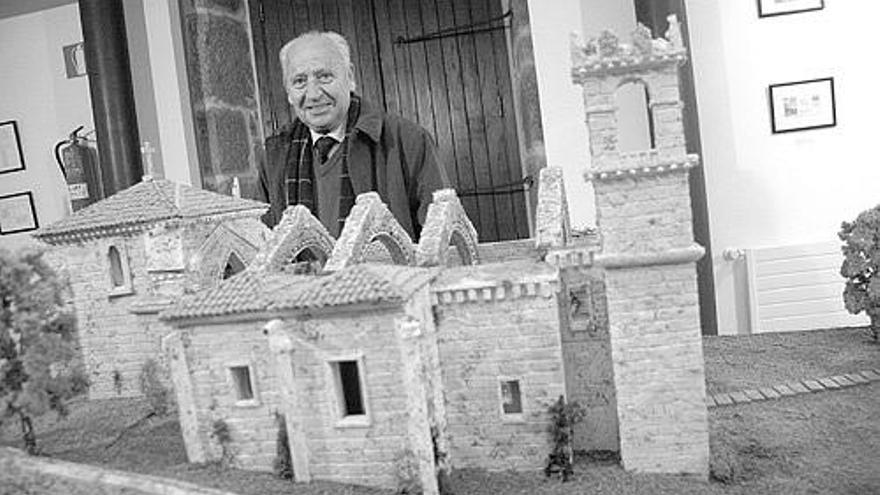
[34,178,270,398]
[33,17,709,493]
[571,16,710,476]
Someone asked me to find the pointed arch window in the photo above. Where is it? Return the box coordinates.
[107,244,133,296]
[222,252,246,280]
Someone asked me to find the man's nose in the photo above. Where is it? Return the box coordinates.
[304,79,323,99]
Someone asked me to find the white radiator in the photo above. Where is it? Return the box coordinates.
[744,241,867,333]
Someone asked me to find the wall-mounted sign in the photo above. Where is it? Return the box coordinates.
[63,42,87,79]
[769,77,836,133]
[0,191,39,235]
[758,0,824,18]
[0,120,25,175]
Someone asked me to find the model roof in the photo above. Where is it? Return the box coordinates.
[34,178,268,243]
[161,263,438,324]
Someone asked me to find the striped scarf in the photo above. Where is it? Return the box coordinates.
[285,94,362,222]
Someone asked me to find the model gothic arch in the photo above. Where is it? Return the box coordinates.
[416,189,480,267]
[250,205,335,273]
[324,192,416,272]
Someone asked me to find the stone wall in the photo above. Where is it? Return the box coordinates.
[180,0,262,197]
[283,309,426,489]
[57,234,161,399]
[0,447,236,495]
[433,262,564,471]
[595,172,694,253]
[182,319,282,471]
[604,263,709,476]
[558,266,619,452]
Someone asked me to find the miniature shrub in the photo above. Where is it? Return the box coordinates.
[272,412,293,480]
[138,359,170,416]
[544,395,585,481]
[211,418,234,466]
[839,207,880,340]
[393,448,421,494]
[0,248,89,454]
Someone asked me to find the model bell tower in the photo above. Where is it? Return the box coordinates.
[571,17,710,478]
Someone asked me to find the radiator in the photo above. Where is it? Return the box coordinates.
[744,241,867,333]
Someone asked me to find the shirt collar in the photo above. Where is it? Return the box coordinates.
[309,122,346,144]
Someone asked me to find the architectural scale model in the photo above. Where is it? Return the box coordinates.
[34,18,709,494]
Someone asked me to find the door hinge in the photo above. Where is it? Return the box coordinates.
[258,1,265,23]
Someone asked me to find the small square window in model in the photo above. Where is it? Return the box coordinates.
[333,360,365,416]
[501,380,523,414]
[230,366,254,401]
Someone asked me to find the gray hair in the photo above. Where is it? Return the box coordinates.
[279,31,355,90]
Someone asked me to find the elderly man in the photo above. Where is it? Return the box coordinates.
[257,30,448,239]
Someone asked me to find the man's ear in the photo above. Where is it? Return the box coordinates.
[348,66,357,92]
[288,91,297,106]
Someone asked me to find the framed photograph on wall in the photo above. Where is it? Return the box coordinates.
[758,0,824,18]
[0,191,39,235]
[769,78,836,133]
[0,120,25,175]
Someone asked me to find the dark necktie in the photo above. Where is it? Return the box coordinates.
[314,135,337,164]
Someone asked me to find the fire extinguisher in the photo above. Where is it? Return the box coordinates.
[54,126,102,212]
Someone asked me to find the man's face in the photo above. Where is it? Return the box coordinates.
[285,38,354,133]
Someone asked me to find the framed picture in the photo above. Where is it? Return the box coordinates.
[0,191,39,235]
[769,78,836,133]
[0,120,25,175]
[758,0,824,17]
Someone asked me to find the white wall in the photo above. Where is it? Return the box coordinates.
[527,0,594,230]
[687,1,880,333]
[0,4,91,250]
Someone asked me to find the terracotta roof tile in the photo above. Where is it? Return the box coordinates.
[35,178,267,241]
[161,264,438,323]
[269,264,437,311]
[159,270,307,321]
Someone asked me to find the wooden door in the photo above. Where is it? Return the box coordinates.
[251,0,529,242]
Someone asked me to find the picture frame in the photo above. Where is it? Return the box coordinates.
[758,0,824,18]
[0,120,25,175]
[0,191,39,235]
[768,77,836,134]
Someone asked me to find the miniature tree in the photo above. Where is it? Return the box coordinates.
[840,207,880,340]
[544,395,586,481]
[0,248,88,453]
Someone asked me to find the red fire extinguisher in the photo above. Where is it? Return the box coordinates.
[54,126,102,212]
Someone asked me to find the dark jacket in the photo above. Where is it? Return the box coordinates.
[257,98,448,240]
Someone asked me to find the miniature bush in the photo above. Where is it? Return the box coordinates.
[839,207,880,340]
[0,248,89,454]
[544,395,585,482]
[272,412,293,480]
[138,359,170,416]
[211,418,234,466]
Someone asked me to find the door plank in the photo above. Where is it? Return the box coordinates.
[434,0,480,234]
[350,0,385,109]
[401,1,438,140]
[472,0,516,240]
[385,0,419,127]
[486,0,528,238]
[370,0,402,116]
[418,0,457,194]
[453,0,499,241]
